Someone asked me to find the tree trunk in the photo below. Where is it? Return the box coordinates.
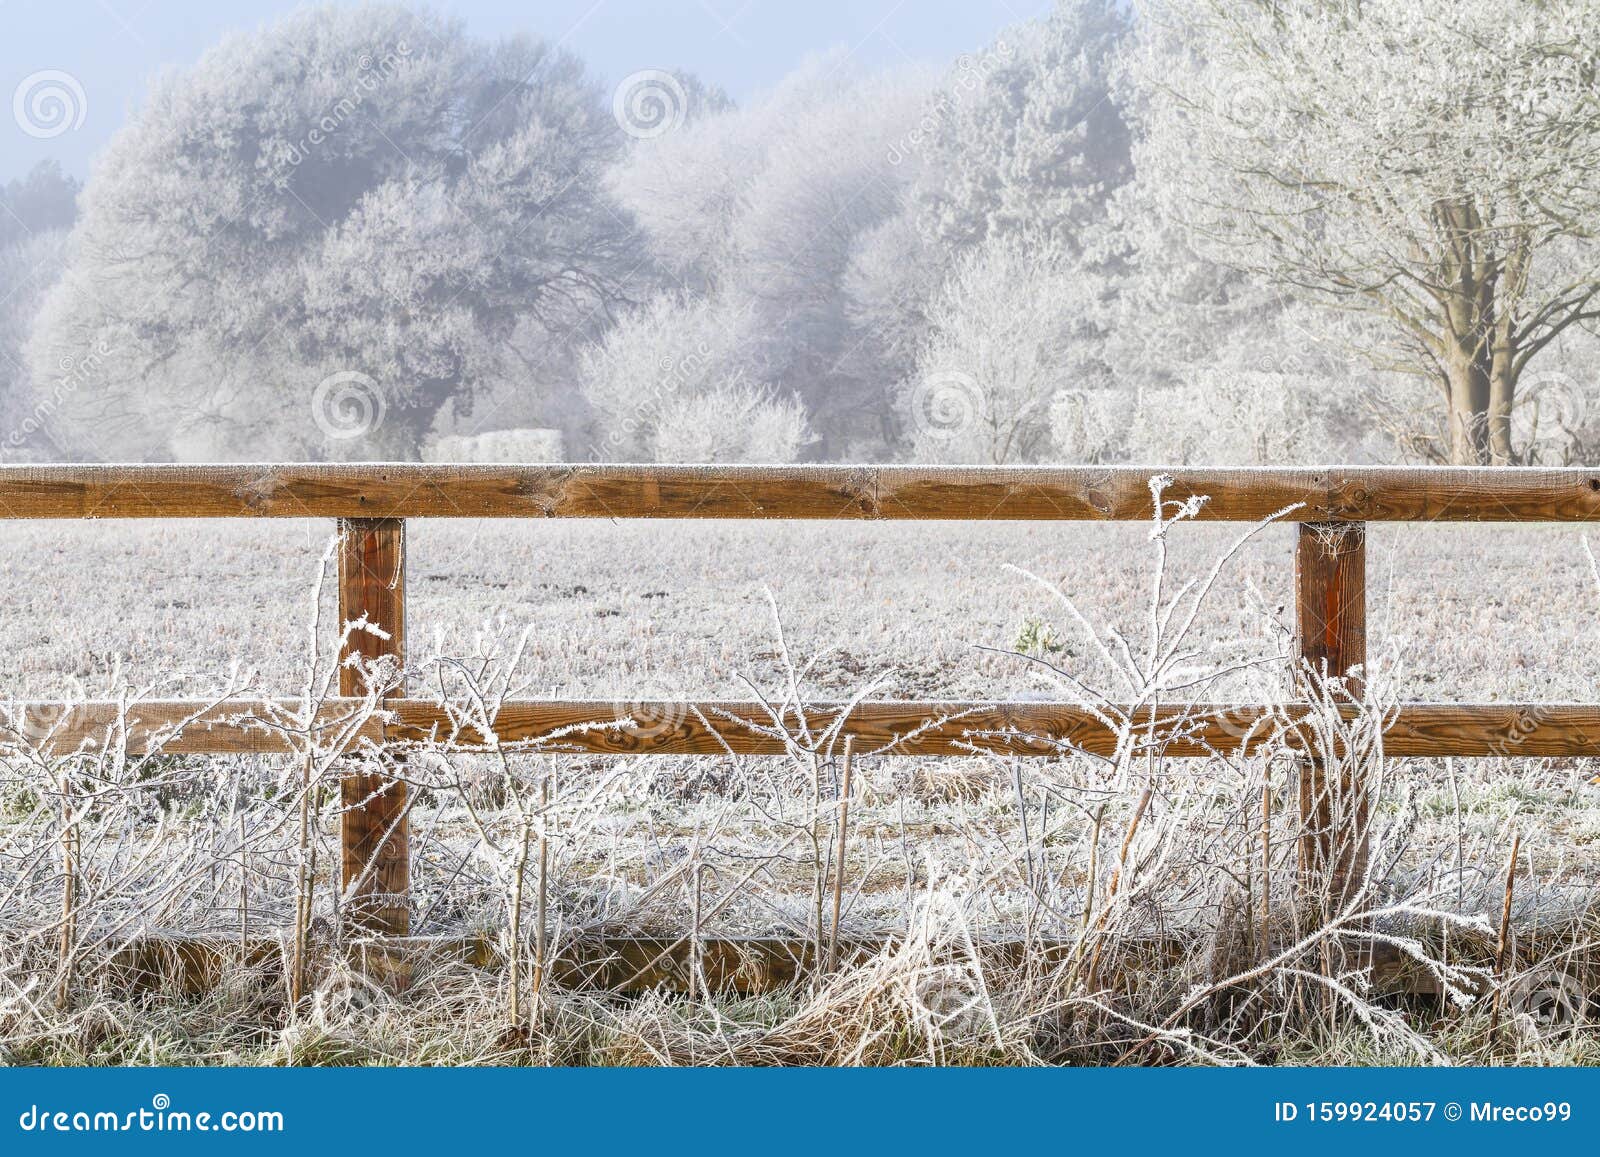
[1487,338,1517,466]
[1444,341,1491,466]
[1486,235,1530,466]
[1434,199,1496,466]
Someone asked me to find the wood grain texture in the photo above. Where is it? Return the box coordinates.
[8,698,1600,758]
[5,463,1600,521]
[1295,522,1369,901]
[1294,523,1367,693]
[337,518,409,936]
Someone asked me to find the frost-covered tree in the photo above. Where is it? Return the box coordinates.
[847,0,1134,456]
[0,161,79,250]
[0,162,79,457]
[1099,176,1362,462]
[1100,170,1286,390]
[910,0,1132,252]
[1123,370,1333,466]
[606,74,751,294]
[1122,341,1345,467]
[31,5,635,460]
[651,381,811,464]
[903,233,1107,464]
[0,230,71,456]
[1128,0,1600,465]
[1048,384,1134,463]
[610,55,933,457]
[579,292,810,463]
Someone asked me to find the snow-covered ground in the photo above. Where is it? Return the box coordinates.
[3,517,1597,704]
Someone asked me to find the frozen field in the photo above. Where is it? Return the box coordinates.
[3,517,1597,704]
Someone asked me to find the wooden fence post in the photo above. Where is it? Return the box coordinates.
[337,517,410,937]
[1293,522,1367,911]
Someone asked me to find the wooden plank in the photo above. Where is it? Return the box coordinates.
[1294,523,1368,906]
[3,463,1600,521]
[337,517,409,937]
[8,698,1600,759]
[0,699,384,754]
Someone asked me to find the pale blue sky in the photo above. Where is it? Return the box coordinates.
[1,0,1048,182]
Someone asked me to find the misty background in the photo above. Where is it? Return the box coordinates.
[3,0,1599,467]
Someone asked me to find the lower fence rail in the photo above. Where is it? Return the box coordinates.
[7,697,1600,759]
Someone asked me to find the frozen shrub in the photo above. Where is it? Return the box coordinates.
[424,429,566,464]
[579,294,783,461]
[1048,387,1133,463]
[650,381,812,463]
[1126,367,1336,465]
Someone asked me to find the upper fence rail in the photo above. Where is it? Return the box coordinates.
[3,463,1600,521]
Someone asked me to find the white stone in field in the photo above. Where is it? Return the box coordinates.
[424,428,565,464]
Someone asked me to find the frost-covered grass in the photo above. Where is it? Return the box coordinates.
[1,513,1598,1066]
[5,517,1598,701]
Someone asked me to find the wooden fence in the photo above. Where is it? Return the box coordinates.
[3,463,1599,940]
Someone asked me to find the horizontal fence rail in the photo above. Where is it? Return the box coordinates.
[7,699,1600,759]
[4,461,1598,938]
[4,462,1600,521]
